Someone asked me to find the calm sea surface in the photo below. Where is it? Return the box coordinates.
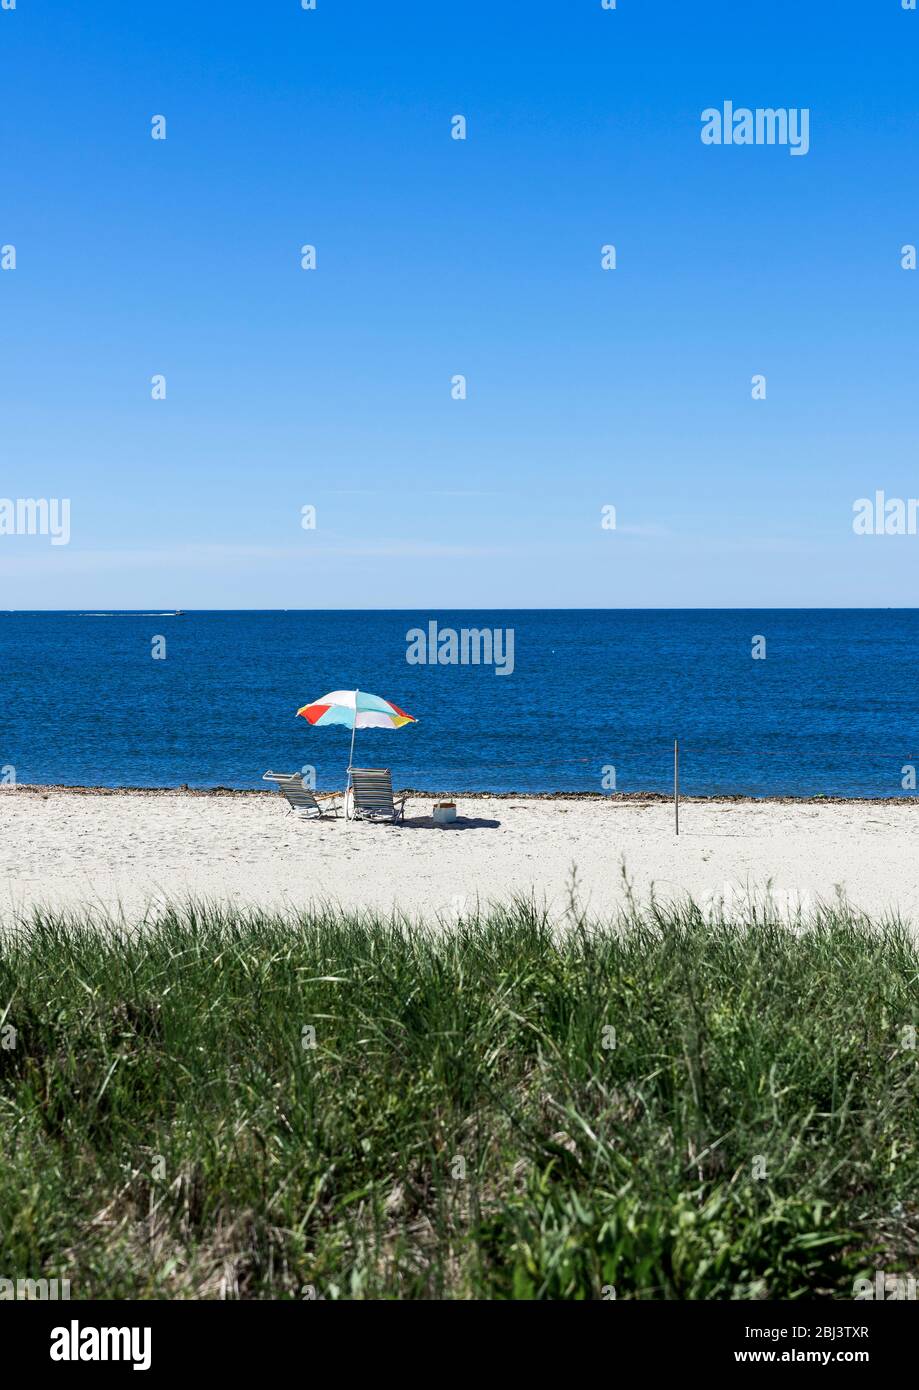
[1,610,918,796]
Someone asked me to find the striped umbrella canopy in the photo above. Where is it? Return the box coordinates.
[297,689,416,731]
[297,688,417,814]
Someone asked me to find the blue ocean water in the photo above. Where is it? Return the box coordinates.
[1,610,918,797]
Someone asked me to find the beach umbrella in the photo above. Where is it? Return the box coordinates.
[297,689,417,815]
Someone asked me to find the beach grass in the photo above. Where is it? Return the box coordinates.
[0,897,916,1300]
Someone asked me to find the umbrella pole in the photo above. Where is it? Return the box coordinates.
[674,737,680,836]
[345,689,358,820]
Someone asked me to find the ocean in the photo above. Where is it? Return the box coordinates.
[1,610,917,797]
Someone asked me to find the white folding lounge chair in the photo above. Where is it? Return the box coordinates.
[262,771,340,818]
[348,768,408,823]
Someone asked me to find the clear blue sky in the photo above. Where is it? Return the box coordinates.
[1,0,917,608]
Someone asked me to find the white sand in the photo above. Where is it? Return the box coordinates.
[1,789,916,925]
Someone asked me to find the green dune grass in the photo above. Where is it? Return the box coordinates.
[0,897,916,1299]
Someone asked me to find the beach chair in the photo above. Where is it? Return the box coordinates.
[262,771,340,818]
[348,768,408,823]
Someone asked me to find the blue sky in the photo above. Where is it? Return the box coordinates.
[1,0,917,608]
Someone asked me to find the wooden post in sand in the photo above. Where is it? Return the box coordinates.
[674,738,680,836]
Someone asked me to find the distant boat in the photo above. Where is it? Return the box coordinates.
[173,610,185,616]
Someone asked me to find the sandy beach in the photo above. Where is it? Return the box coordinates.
[1,787,916,925]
